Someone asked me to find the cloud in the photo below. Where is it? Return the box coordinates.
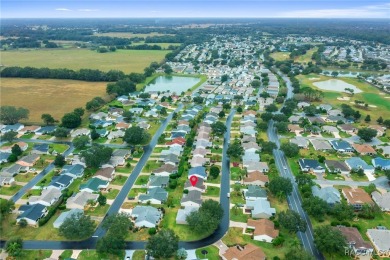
[276,3,390,18]
[77,9,99,12]
[55,8,72,12]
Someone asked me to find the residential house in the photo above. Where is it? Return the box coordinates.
[32,144,49,155]
[181,190,202,207]
[246,219,279,243]
[162,153,179,165]
[0,164,24,177]
[153,164,178,176]
[310,139,333,151]
[312,186,341,206]
[369,125,386,137]
[243,171,269,187]
[0,142,28,153]
[94,167,115,182]
[245,199,276,219]
[0,152,11,163]
[307,116,325,125]
[342,187,374,210]
[66,191,99,209]
[16,154,40,167]
[371,191,390,212]
[190,156,209,168]
[48,174,74,190]
[241,136,257,143]
[337,226,374,255]
[366,229,390,256]
[380,146,390,157]
[176,206,199,225]
[148,176,169,189]
[70,128,90,138]
[138,187,168,205]
[61,164,85,178]
[35,126,56,135]
[244,185,267,201]
[79,178,109,193]
[222,244,266,260]
[353,144,377,156]
[245,162,269,173]
[0,176,15,187]
[53,209,83,228]
[288,124,303,133]
[242,142,260,153]
[17,203,47,226]
[288,115,302,124]
[345,157,375,175]
[131,206,162,228]
[115,122,130,130]
[188,166,207,180]
[184,178,205,193]
[298,159,325,174]
[322,125,339,135]
[290,137,309,149]
[166,137,186,147]
[2,123,24,133]
[242,151,259,163]
[337,124,357,134]
[19,125,41,134]
[107,130,125,140]
[29,187,62,206]
[372,157,390,170]
[324,160,350,174]
[329,140,354,153]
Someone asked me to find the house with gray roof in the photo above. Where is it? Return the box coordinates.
[53,209,83,228]
[188,166,207,180]
[345,157,375,174]
[0,164,24,177]
[371,191,390,212]
[61,164,84,178]
[290,137,309,149]
[184,178,205,193]
[1,123,24,133]
[324,160,350,174]
[242,151,259,163]
[366,229,390,255]
[138,187,168,205]
[148,176,169,188]
[181,190,202,207]
[66,191,99,209]
[299,159,325,174]
[0,152,11,163]
[48,175,74,190]
[32,144,49,155]
[244,185,267,201]
[176,206,199,225]
[112,149,131,158]
[29,187,62,207]
[131,206,162,228]
[329,140,354,153]
[161,153,179,165]
[245,199,276,219]
[312,186,341,206]
[310,139,333,151]
[17,203,47,226]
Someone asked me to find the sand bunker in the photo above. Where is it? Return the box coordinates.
[337,97,350,101]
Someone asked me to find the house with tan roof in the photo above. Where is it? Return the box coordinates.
[0,142,28,153]
[368,125,386,137]
[16,154,40,167]
[352,144,377,156]
[66,191,99,209]
[19,125,41,134]
[342,187,374,210]
[288,124,303,132]
[94,167,115,182]
[246,219,279,243]
[243,171,269,187]
[336,226,373,255]
[222,244,266,260]
[152,164,178,176]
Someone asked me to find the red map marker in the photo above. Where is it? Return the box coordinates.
[189,175,198,186]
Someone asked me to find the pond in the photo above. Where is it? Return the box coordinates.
[313,79,362,93]
[144,76,200,93]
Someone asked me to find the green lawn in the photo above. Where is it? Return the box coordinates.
[17,250,52,260]
[50,144,69,154]
[105,189,119,199]
[22,189,42,199]
[115,166,133,174]
[132,250,146,260]
[135,175,149,185]
[111,175,128,185]
[270,52,291,61]
[128,188,147,198]
[37,170,57,187]
[84,204,110,217]
[77,250,124,260]
[20,133,35,139]
[93,137,108,144]
[0,185,22,196]
[14,172,36,182]
[206,175,221,184]
[195,245,220,260]
[204,186,220,197]
[230,208,249,223]
[37,135,52,140]
[59,250,72,259]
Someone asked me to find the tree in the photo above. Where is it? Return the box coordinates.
[281,143,300,158]
[97,232,124,255]
[314,226,346,258]
[218,111,225,118]
[193,96,204,104]
[146,229,179,259]
[211,121,227,136]
[331,71,339,77]
[123,126,151,145]
[236,106,243,113]
[223,103,231,110]
[97,193,107,206]
[18,219,27,228]
[274,122,289,133]
[0,199,15,217]
[227,139,244,160]
[106,78,136,96]
[285,248,315,260]
[261,141,277,154]
[330,201,355,221]
[54,154,66,167]
[265,103,278,112]
[209,165,220,179]
[383,119,390,128]
[377,116,383,124]
[0,106,29,124]
[251,79,261,88]
[364,114,371,123]
[268,177,293,199]
[72,135,90,149]
[90,128,100,140]
[177,248,188,259]
[303,105,317,116]
[221,74,229,82]
[86,97,106,111]
[302,196,329,221]
[11,144,22,156]
[61,112,81,129]
[295,174,314,187]
[279,210,307,233]
[5,237,23,257]
[260,112,273,122]
[80,145,113,168]
[357,128,377,142]
[160,107,168,116]
[59,212,95,240]
[54,127,70,138]
[41,113,55,125]
[186,199,223,234]
[73,107,85,117]
[2,131,17,143]
[164,65,173,74]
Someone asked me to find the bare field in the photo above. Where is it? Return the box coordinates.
[0,49,169,73]
[1,78,109,123]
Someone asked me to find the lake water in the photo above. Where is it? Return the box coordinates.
[144,76,200,93]
[313,79,362,93]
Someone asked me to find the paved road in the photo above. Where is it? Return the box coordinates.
[268,120,323,260]
[1,106,237,251]
[10,144,75,202]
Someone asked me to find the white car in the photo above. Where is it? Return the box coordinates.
[283,166,287,170]
[227,193,230,198]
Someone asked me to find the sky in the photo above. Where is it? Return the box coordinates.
[2,0,390,19]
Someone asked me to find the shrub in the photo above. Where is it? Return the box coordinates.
[148,228,157,235]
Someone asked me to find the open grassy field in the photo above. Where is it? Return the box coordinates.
[294,47,318,63]
[94,32,174,38]
[297,74,390,120]
[1,78,108,124]
[270,52,291,61]
[0,48,169,73]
